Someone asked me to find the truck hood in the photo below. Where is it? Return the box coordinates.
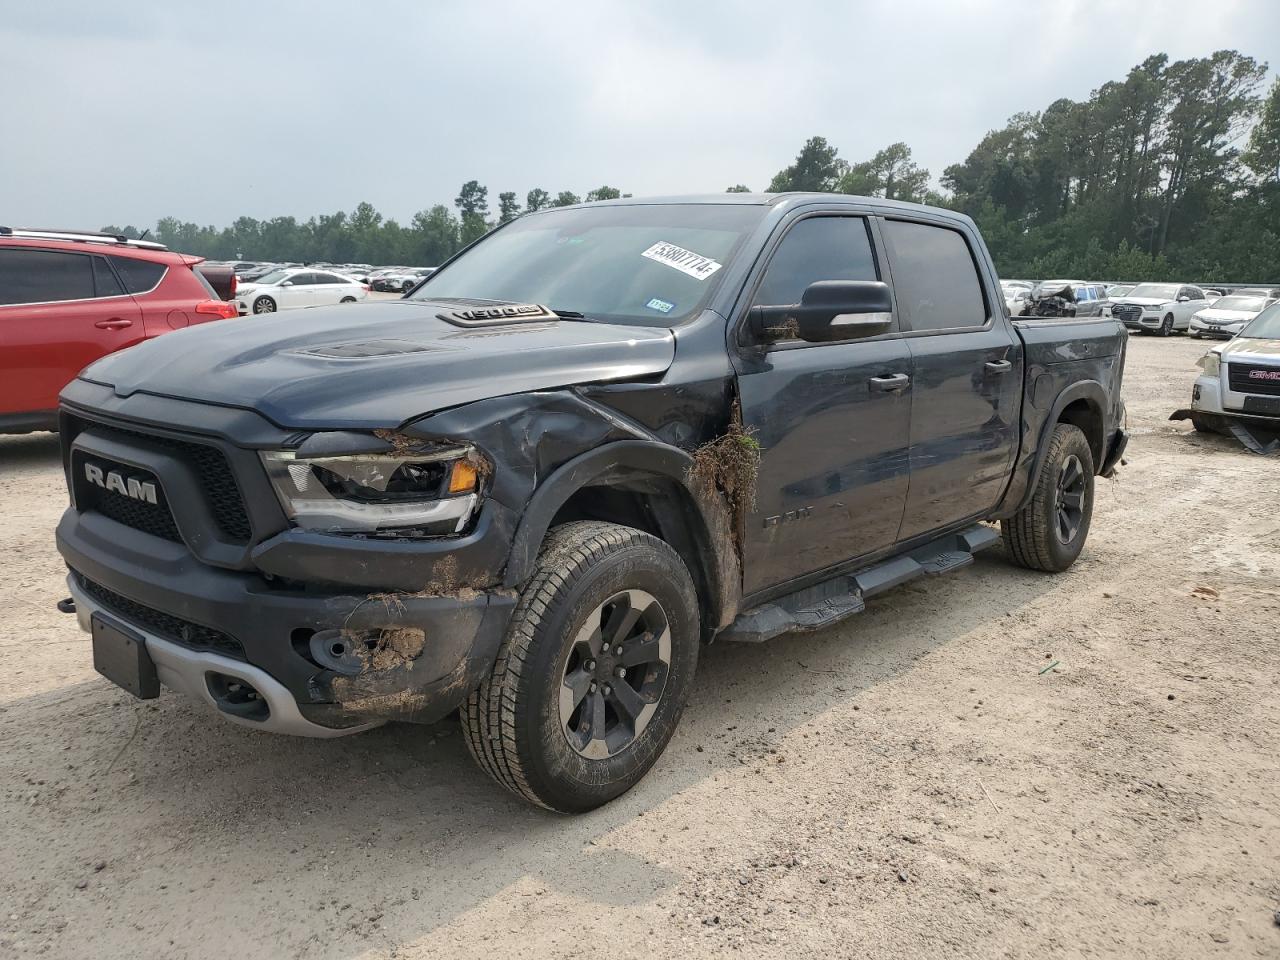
[79,300,676,428]
[1215,337,1280,363]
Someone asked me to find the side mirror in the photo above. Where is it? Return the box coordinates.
[1177,294,1190,302]
[281,280,294,286]
[750,280,893,344]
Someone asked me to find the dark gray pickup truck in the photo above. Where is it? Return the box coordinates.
[55,193,1128,811]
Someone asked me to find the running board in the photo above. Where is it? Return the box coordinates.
[718,524,1000,643]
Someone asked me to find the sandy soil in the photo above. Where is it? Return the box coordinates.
[1,335,1277,959]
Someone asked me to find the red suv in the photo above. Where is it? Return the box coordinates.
[0,228,238,434]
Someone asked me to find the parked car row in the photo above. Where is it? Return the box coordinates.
[1001,276,1278,339]
[234,267,369,315]
[206,260,438,292]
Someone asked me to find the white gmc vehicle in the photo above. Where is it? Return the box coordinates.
[1108,282,1209,336]
[1177,302,1280,449]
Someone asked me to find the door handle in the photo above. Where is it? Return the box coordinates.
[984,359,1012,374]
[94,318,134,330]
[868,373,910,392]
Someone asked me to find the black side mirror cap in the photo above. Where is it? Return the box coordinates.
[750,280,894,343]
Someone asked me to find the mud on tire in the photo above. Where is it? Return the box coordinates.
[1002,423,1095,573]
[462,521,699,812]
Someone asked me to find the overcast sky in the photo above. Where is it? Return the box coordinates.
[2,0,1275,229]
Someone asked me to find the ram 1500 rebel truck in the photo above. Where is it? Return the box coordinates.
[55,194,1128,812]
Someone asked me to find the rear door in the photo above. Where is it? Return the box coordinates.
[0,247,143,418]
[312,272,352,305]
[879,217,1022,542]
[735,212,913,595]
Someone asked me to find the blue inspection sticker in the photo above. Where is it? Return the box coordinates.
[645,298,675,314]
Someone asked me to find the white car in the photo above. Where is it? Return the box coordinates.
[379,267,437,295]
[1179,302,1280,439]
[1000,279,1034,315]
[1188,294,1275,340]
[1106,282,1209,336]
[235,267,368,315]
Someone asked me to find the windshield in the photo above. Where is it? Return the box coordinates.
[1128,283,1178,300]
[410,203,766,325]
[1212,296,1267,312]
[1107,285,1133,296]
[1240,303,1280,339]
[254,269,290,285]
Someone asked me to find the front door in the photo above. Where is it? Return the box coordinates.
[735,214,913,597]
[878,217,1022,541]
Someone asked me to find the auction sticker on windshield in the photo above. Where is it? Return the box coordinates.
[641,241,723,281]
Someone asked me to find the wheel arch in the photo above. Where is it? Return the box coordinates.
[504,440,741,635]
[1012,380,1107,517]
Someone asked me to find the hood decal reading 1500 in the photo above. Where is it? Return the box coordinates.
[438,303,559,327]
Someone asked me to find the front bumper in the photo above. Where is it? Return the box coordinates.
[59,510,517,732]
[1189,319,1243,339]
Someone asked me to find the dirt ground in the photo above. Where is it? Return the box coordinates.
[2,335,1277,960]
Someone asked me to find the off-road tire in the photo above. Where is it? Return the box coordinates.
[1002,423,1095,573]
[462,521,699,812]
[1191,416,1217,434]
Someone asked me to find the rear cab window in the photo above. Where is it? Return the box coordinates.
[880,219,988,332]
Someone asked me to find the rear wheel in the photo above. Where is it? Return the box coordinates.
[1003,423,1095,573]
[462,521,699,812]
[340,296,356,303]
[252,295,276,315]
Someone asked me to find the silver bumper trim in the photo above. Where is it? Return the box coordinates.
[68,575,379,739]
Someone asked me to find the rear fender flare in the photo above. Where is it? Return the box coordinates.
[1018,380,1107,513]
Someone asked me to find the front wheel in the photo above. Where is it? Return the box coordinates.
[1002,423,1095,572]
[252,295,276,315]
[340,296,356,303]
[1159,314,1174,336]
[463,522,699,812]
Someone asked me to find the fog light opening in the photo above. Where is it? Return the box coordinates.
[206,672,271,722]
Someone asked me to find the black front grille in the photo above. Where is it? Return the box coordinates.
[1228,362,1280,397]
[81,463,182,543]
[79,575,245,660]
[77,421,252,543]
[1112,304,1142,324]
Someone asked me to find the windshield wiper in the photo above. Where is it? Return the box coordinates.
[549,307,593,321]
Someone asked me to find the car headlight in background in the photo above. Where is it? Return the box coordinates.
[1197,352,1221,378]
[260,444,485,535]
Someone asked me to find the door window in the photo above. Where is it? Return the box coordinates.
[0,248,95,305]
[752,216,879,309]
[881,220,987,331]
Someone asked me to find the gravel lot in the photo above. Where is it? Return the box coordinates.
[2,334,1277,959]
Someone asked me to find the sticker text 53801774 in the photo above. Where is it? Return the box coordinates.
[640,241,723,281]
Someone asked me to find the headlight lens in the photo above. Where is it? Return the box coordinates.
[1197,352,1221,377]
[260,443,486,535]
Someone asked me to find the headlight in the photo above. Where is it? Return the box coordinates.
[1197,352,1221,377]
[260,443,486,536]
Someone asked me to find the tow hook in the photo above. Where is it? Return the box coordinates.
[56,597,76,614]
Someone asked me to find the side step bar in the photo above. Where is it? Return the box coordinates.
[718,523,1000,643]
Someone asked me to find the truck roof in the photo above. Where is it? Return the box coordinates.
[578,192,974,223]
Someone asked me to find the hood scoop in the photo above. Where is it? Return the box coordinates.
[292,339,451,359]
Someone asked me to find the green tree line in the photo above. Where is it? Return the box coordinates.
[104,184,627,267]
[109,50,1278,280]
